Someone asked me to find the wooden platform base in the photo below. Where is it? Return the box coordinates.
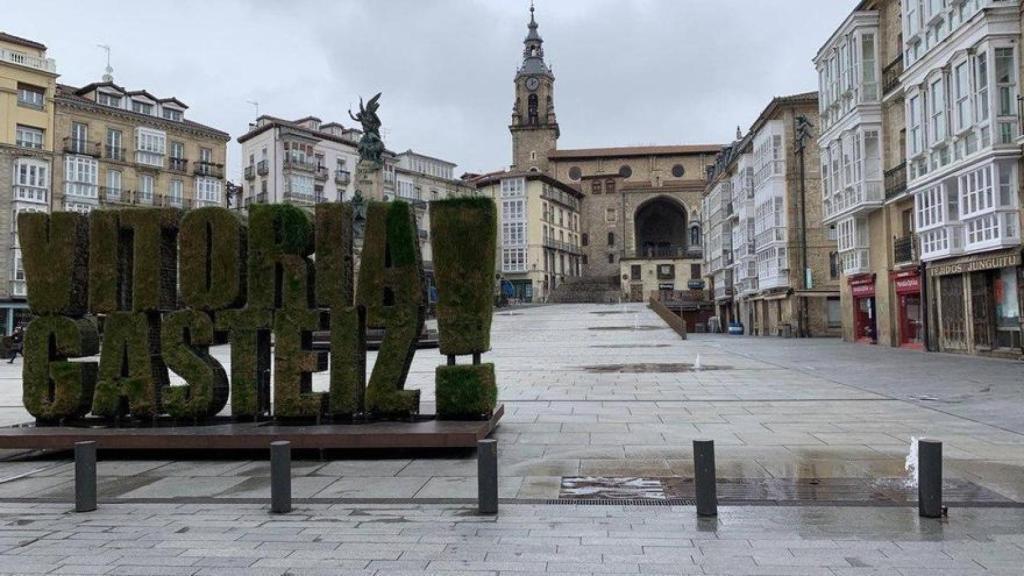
[0,405,503,451]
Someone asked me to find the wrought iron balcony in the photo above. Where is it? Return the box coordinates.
[884,162,907,200]
[168,157,189,173]
[893,234,917,265]
[63,137,101,157]
[283,156,317,172]
[244,165,255,180]
[105,145,125,161]
[256,160,269,176]
[314,165,328,181]
[194,161,224,178]
[335,169,351,185]
[882,55,904,96]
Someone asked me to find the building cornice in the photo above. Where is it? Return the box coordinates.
[55,96,229,141]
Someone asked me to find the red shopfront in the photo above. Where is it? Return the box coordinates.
[849,274,877,344]
[892,269,923,349]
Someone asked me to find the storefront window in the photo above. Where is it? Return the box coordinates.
[994,267,1021,349]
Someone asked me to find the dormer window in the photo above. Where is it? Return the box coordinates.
[131,100,153,115]
[162,108,182,122]
[97,92,121,108]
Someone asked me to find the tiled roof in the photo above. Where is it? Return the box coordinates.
[549,144,722,160]
[56,84,229,139]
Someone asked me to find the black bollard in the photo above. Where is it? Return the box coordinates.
[74,441,97,513]
[693,439,717,517]
[270,441,292,514]
[477,439,498,515]
[918,439,942,518]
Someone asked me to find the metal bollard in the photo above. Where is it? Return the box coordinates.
[918,439,942,518]
[477,439,498,515]
[74,441,97,513]
[270,441,292,514]
[693,439,717,517]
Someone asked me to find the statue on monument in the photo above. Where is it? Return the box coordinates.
[348,92,385,168]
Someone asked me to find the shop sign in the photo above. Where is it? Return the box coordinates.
[928,249,1022,277]
[892,270,921,295]
[849,274,875,298]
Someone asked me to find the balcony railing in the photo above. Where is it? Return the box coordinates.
[335,169,351,185]
[194,161,224,178]
[882,55,904,96]
[244,165,255,180]
[893,234,917,265]
[627,245,700,259]
[824,179,884,221]
[168,157,189,173]
[542,237,582,255]
[256,160,269,176]
[105,145,125,161]
[2,48,56,72]
[283,156,317,172]
[63,138,101,157]
[314,165,328,181]
[884,162,907,200]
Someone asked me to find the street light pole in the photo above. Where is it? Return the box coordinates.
[794,115,814,338]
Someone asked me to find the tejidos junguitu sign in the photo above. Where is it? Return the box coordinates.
[17,198,498,424]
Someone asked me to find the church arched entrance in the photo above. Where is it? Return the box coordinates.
[634,197,688,258]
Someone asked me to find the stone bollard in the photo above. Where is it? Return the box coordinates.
[477,439,498,515]
[693,439,717,517]
[918,439,942,518]
[74,441,97,513]
[270,441,292,514]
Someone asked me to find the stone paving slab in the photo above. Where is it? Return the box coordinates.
[0,502,1023,575]
[0,304,1022,506]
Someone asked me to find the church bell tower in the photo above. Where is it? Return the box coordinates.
[510,3,559,174]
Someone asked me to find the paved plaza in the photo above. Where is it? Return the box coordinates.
[0,303,1023,574]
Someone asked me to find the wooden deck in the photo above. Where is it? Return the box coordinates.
[0,405,503,451]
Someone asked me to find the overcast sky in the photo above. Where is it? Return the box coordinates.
[7,0,857,178]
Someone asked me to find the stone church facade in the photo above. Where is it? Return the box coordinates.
[501,6,721,301]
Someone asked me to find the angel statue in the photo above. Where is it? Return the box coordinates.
[349,92,385,167]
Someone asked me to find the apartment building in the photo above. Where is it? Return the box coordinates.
[474,171,583,303]
[0,32,57,334]
[705,93,841,337]
[53,81,229,215]
[816,0,924,349]
[902,0,1023,357]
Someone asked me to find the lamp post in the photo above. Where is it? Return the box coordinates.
[794,115,814,338]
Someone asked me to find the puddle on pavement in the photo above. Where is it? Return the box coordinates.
[588,326,666,331]
[581,363,729,373]
[558,476,1012,504]
[588,311,634,315]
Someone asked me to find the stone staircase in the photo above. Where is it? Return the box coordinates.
[548,275,621,303]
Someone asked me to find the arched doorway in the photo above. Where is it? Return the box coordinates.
[634,197,688,258]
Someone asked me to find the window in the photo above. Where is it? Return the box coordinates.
[829,251,840,279]
[169,179,183,207]
[97,92,121,107]
[500,177,525,197]
[591,181,602,194]
[501,248,527,273]
[17,83,44,108]
[995,47,1017,143]
[199,147,212,164]
[959,164,993,218]
[581,233,589,246]
[690,225,701,246]
[64,156,98,198]
[106,170,122,200]
[15,125,43,149]
[135,128,167,166]
[690,263,701,278]
[287,174,315,198]
[607,232,615,247]
[132,100,153,115]
[162,108,182,121]
[605,179,616,194]
[106,129,122,160]
[974,52,989,124]
[929,77,945,144]
[138,174,154,203]
[630,265,641,281]
[826,297,842,328]
[607,253,615,264]
[955,61,971,131]
[170,141,185,159]
[13,159,49,203]
[908,94,923,156]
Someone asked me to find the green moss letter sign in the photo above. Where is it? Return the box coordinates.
[18,199,497,424]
